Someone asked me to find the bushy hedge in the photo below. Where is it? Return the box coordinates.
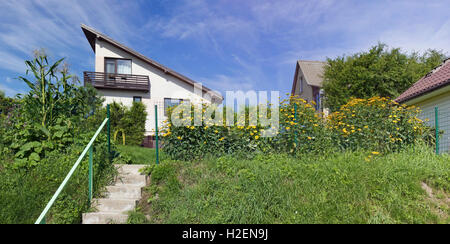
[161,96,431,160]
[108,101,147,146]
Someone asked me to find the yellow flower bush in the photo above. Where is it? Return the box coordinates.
[328,96,430,152]
[161,96,432,160]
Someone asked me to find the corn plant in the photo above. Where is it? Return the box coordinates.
[18,51,65,128]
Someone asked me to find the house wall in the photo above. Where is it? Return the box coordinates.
[411,90,450,153]
[293,69,314,103]
[94,39,212,136]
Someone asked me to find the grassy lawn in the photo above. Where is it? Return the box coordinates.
[128,146,449,224]
[116,145,163,165]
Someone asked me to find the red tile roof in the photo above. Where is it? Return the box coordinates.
[395,58,450,103]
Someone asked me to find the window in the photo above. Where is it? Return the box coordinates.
[299,76,303,93]
[133,96,142,103]
[164,98,189,116]
[104,58,131,75]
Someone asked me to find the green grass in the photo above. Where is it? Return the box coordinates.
[132,145,449,224]
[116,145,163,165]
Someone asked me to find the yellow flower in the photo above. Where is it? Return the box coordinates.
[219,137,225,141]
[214,130,219,133]
[371,152,380,155]
[286,127,291,130]
[307,136,312,140]
[177,136,182,140]
[255,135,260,140]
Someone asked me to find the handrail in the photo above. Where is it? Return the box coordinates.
[34,117,109,224]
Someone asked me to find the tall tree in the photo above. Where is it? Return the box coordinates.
[322,43,447,111]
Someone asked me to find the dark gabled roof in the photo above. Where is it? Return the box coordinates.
[395,58,450,103]
[81,24,223,101]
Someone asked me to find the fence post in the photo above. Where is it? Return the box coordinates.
[155,105,159,165]
[107,104,111,160]
[88,145,93,204]
[294,103,298,147]
[435,107,439,155]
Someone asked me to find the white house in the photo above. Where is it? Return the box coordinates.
[396,58,450,153]
[81,24,223,147]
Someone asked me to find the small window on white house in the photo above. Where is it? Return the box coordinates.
[133,96,142,103]
[164,98,189,116]
[106,59,116,74]
[104,58,132,75]
[117,59,131,74]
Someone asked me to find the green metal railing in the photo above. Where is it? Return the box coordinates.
[35,105,111,224]
[435,107,439,155]
[155,105,159,165]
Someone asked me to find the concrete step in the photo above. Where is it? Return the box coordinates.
[115,174,147,186]
[105,185,142,199]
[82,164,148,224]
[114,164,147,175]
[82,212,128,224]
[94,198,137,213]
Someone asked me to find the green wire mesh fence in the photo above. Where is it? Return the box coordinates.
[418,105,450,154]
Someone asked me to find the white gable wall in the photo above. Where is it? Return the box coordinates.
[94,39,211,135]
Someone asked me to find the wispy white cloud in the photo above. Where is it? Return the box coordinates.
[0,51,26,73]
[0,0,142,74]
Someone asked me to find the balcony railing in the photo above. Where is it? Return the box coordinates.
[84,71,150,92]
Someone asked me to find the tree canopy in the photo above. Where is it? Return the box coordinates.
[322,43,447,111]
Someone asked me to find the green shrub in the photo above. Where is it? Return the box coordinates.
[108,101,147,146]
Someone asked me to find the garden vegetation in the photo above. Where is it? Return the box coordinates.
[131,95,448,224]
[0,51,117,224]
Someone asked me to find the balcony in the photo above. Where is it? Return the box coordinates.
[84,71,150,92]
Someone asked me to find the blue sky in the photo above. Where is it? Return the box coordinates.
[0,0,449,97]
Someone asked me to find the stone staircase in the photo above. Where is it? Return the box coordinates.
[82,164,148,224]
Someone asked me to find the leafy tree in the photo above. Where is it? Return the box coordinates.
[0,90,4,98]
[322,43,447,111]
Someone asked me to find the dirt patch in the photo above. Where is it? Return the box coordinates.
[421,182,449,221]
